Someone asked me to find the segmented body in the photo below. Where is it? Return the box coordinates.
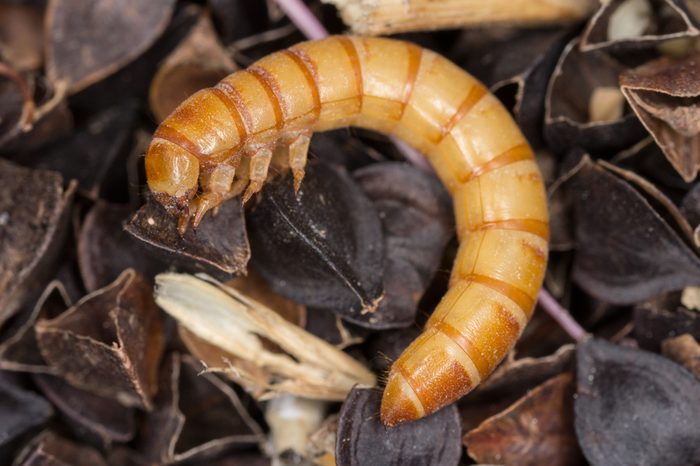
[144,36,549,426]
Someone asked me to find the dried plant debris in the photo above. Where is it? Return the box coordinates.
[515,28,581,145]
[20,101,138,200]
[0,160,75,326]
[227,271,306,327]
[45,0,177,93]
[459,27,576,145]
[0,72,74,155]
[13,430,107,466]
[105,447,149,466]
[0,62,34,146]
[305,307,367,349]
[459,345,575,432]
[681,179,700,227]
[612,137,691,195]
[0,376,53,460]
[155,273,376,400]
[336,387,461,466]
[178,326,271,401]
[481,344,576,394]
[581,0,700,50]
[661,333,700,378]
[621,51,700,182]
[465,373,583,466]
[125,197,250,278]
[138,354,265,464]
[306,414,339,466]
[78,202,164,292]
[547,152,592,251]
[322,0,598,35]
[149,11,236,122]
[0,281,70,374]
[571,156,700,304]
[265,395,327,462]
[189,453,272,466]
[603,155,696,236]
[211,454,278,466]
[0,3,44,72]
[351,162,452,328]
[635,295,700,350]
[65,3,200,113]
[545,38,646,154]
[5,0,700,463]
[52,262,85,306]
[35,269,164,409]
[681,285,700,309]
[248,161,385,320]
[34,374,135,448]
[575,338,700,465]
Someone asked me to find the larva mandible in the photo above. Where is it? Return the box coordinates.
[144,35,549,426]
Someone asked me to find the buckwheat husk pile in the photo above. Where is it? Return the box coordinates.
[2,1,700,465]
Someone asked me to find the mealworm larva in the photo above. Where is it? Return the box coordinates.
[144,36,549,426]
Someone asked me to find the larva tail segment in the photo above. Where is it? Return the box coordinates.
[381,324,480,426]
[381,370,425,427]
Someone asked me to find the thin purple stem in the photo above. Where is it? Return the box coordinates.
[274,0,329,40]
[389,137,434,172]
[537,288,587,342]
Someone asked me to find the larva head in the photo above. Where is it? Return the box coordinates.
[145,138,199,217]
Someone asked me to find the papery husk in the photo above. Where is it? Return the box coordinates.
[544,38,647,155]
[35,269,164,409]
[149,11,235,122]
[0,280,70,374]
[580,0,700,51]
[620,51,700,182]
[154,273,376,401]
[45,0,177,93]
[264,395,327,461]
[661,333,700,379]
[0,162,76,326]
[464,373,583,466]
[323,0,598,35]
[136,353,265,464]
[0,4,44,72]
[226,271,306,327]
[0,62,35,145]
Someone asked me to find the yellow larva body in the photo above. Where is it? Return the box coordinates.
[144,36,549,426]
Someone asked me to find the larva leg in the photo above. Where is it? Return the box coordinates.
[189,163,237,229]
[210,154,243,217]
[243,147,273,203]
[288,132,311,192]
[177,209,192,236]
